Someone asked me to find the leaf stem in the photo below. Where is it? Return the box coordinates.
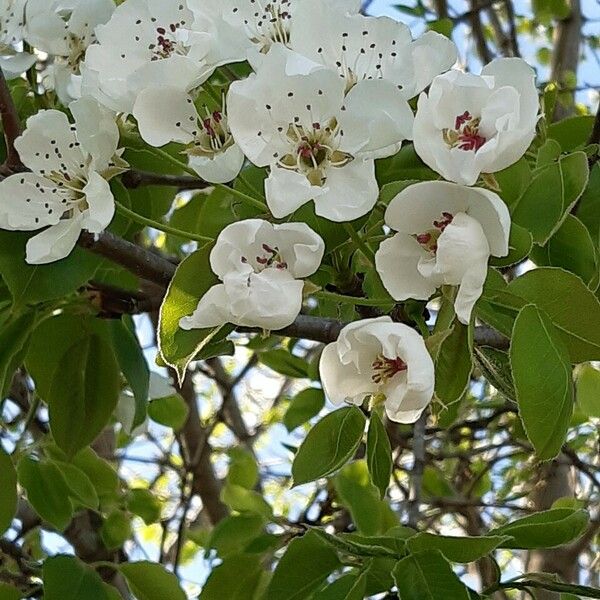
[115,200,214,243]
[343,223,376,266]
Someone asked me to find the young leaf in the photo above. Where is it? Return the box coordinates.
[489,508,588,549]
[392,550,471,600]
[119,562,186,600]
[265,531,341,600]
[366,412,392,499]
[148,394,189,431]
[510,304,574,460]
[291,407,366,486]
[406,533,509,563]
[43,555,109,600]
[200,553,264,600]
[435,320,473,404]
[47,334,121,457]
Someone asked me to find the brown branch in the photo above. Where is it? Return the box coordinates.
[121,169,212,191]
[588,101,600,145]
[468,0,494,63]
[0,68,23,175]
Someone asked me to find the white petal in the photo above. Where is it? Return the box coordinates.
[0,173,64,230]
[273,222,325,278]
[70,96,119,171]
[25,0,70,55]
[313,159,378,222]
[454,259,489,324]
[384,181,510,257]
[15,110,84,175]
[0,53,36,78]
[340,79,414,159]
[179,283,232,329]
[375,234,437,301]
[25,215,83,264]
[189,144,245,184]
[68,0,115,41]
[133,86,197,147]
[265,168,324,219]
[81,171,114,233]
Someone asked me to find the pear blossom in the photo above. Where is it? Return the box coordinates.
[133,86,244,184]
[0,0,35,78]
[375,181,511,324]
[81,0,215,114]
[0,97,125,264]
[228,46,413,221]
[319,317,435,424]
[180,219,324,331]
[187,0,361,66]
[289,0,457,100]
[413,58,539,186]
[24,0,115,104]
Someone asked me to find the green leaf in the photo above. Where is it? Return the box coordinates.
[208,514,266,558]
[314,572,367,600]
[119,562,186,600]
[265,531,341,600]
[70,448,120,508]
[309,528,400,558]
[0,231,100,307]
[101,511,132,550]
[474,346,515,402]
[148,394,189,431]
[392,550,471,600]
[108,319,150,430]
[47,334,121,457]
[407,533,509,563]
[366,412,392,499]
[435,321,473,404]
[511,152,589,245]
[495,158,532,209]
[200,553,264,600]
[0,447,17,535]
[0,583,21,600]
[0,309,37,396]
[127,489,162,525]
[259,348,309,378]
[44,555,109,600]
[548,115,595,151]
[376,145,439,184]
[490,223,533,268]
[532,215,598,286]
[157,244,226,383]
[334,461,398,536]
[283,387,325,431]
[508,267,600,362]
[291,407,366,486]
[510,304,573,460]
[17,457,73,531]
[227,447,259,489]
[51,461,99,510]
[490,508,588,549]
[220,483,272,518]
[575,364,600,418]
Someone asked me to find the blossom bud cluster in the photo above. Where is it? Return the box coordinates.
[0,0,539,422]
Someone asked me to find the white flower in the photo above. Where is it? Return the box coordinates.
[25,0,115,104]
[320,316,434,424]
[81,0,215,114]
[228,46,412,221]
[133,86,244,184]
[0,0,36,79]
[375,181,511,324]
[188,0,361,65]
[413,58,539,186]
[290,0,457,100]
[0,97,123,264]
[180,219,324,331]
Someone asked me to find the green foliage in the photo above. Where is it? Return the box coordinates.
[43,555,110,600]
[366,412,393,499]
[0,448,17,535]
[119,562,187,600]
[291,407,366,486]
[283,387,325,431]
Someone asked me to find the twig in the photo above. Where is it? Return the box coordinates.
[121,169,212,191]
[407,412,427,528]
[0,68,23,174]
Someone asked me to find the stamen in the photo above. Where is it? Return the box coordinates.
[372,354,407,384]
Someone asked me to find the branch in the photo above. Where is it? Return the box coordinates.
[0,68,23,174]
[121,169,212,191]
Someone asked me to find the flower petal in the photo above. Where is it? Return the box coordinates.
[82,170,115,233]
[25,214,83,264]
[189,143,245,184]
[265,168,324,219]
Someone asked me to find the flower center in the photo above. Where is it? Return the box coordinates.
[413,212,454,254]
[278,119,353,186]
[443,111,487,152]
[149,23,187,60]
[371,354,407,384]
[246,0,292,53]
[241,243,288,272]
[184,103,235,159]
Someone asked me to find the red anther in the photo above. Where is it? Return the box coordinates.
[313,122,321,130]
[458,132,486,151]
[156,27,166,35]
[256,256,268,264]
[455,111,471,129]
[442,212,453,220]
[416,233,432,244]
[241,256,248,263]
[212,111,223,123]
[262,243,276,254]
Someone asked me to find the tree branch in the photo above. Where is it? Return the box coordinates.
[121,169,212,191]
[0,68,23,175]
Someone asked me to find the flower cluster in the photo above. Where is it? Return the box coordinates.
[0,0,540,422]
